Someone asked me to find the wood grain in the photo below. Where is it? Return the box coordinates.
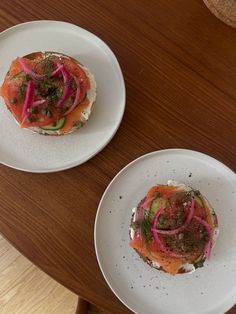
[0,234,77,313]
[0,0,235,313]
[203,0,236,27]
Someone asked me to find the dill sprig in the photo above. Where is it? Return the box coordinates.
[140,212,152,241]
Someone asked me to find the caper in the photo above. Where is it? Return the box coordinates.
[204,235,209,242]
[42,108,52,117]
[154,191,161,198]
[170,218,177,226]
[131,221,140,230]
[26,117,33,123]
[10,97,17,104]
[176,210,184,217]
[46,109,52,117]
[25,74,31,81]
[42,108,47,115]
[158,214,166,224]
[28,107,38,114]
[177,219,183,226]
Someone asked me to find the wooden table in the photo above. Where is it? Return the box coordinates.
[0,0,235,313]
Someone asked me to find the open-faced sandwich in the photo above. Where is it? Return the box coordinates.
[129,180,219,275]
[0,51,96,135]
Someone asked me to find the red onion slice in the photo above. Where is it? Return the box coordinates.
[51,64,63,77]
[151,207,183,258]
[32,99,46,106]
[63,75,81,116]
[133,197,153,239]
[17,57,43,80]
[55,64,73,107]
[137,196,155,223]
[141,196,155,210]
[150,192,212,260]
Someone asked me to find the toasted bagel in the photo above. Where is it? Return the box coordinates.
[0,51,96,135]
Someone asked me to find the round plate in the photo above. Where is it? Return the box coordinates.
[94,149,236,314]
[0,21,125,172]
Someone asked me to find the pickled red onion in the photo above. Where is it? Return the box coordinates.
[193,216,212,259]
[63,75,81,116]
[134,197,155,239]
[51,64,63,77]
[17,57,43,80]
[151,207,183,258]
[55,64,73,107]
[21,81,35,119]
[137,196,155,223]
[32,99,46,106]
[141,196,155,210]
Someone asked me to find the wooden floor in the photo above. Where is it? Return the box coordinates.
[0,234,78,313]
[2,233,233,314]
[0,235,106,314]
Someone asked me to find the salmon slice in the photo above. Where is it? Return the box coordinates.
[130,237,185,275]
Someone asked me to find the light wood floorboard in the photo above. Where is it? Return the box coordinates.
[0,235,78,314]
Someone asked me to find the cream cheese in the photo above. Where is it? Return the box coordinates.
[167,179,191,191]
[129,207,137,240]
[151,261,161,269]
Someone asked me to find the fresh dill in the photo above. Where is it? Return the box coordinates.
[140,212,152,241]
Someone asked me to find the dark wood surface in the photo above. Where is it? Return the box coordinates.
[0,0,235,313]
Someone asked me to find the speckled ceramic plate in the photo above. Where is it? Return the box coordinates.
[0,21,125,172]
[94,149,236,314]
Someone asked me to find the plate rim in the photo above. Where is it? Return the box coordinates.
[0,20,126,173]
[94,148,236,314]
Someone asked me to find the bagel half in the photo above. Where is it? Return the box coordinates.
[0,51,96,135]
[129,181,219,275]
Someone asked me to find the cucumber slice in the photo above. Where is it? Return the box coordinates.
[149,197,168,216]
[193,254,205,267]
[194,254,204,264]
[40,117,65,131]
[195,195,204,208]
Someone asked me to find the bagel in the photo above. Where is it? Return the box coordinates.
[129,181,219,275]
[0,51,96,135]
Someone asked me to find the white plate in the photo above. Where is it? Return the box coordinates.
[0,21,125,172]
[95,149,236,314]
